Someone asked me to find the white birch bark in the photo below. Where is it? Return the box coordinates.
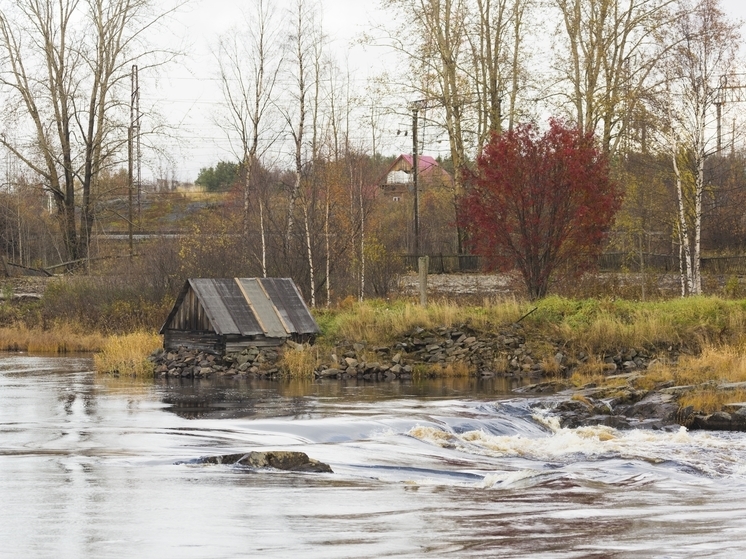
[259,199,267,278]
[660,0,739,297]
[325,191,331,307]
[303,202,315,307]
[670,130,694,295]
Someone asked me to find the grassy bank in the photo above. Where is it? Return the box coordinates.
[310,297,746,414]
[316,296,746,356]
[92,296,746,386]
[5,291,746,415]
[314,298,526,346]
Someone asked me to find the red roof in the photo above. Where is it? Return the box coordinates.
[399,154,441,175]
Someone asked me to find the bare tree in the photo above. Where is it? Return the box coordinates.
[379,0,472,256]
[215,0,283,276]
[551,0,676,154]
[469,0,532,144]
[0,0,175,267]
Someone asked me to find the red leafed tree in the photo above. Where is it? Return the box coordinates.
[461,120,622,299]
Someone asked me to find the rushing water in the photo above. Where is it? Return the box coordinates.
[3,356,746,558]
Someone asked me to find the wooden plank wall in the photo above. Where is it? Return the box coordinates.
[164,330,222,353]
[168,287,212,332]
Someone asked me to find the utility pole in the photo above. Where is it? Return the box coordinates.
[412,105,420,257]
[132,65,141,227]
[715,74,746,153]
[128,65,140,258]
[127,135,133,257]
[411,99,431,306]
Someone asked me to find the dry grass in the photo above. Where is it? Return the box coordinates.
[93,331,161,377]
[279,344,319,379]
[492,355,510,374]
[569,356,613,387]
[678,389,746,415]
[438,361,473,377]
[535,296,746,355]
[539,355,562,376]
[634,344,746,390]
[0,324,106,353]
[630,343,746,413]
[570,393,593,406]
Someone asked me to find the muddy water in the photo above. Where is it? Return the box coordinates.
[2,355,746,558]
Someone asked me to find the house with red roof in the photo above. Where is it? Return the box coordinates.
[378,154,453,201]
[373,154,459,258]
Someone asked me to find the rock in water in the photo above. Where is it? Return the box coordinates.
[195,451,333,473]
[240,451,333,472]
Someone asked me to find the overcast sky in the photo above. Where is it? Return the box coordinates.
[147,0,391,183]
[151,0,746,183]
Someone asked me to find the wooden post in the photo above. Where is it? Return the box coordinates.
[418,255,428,307]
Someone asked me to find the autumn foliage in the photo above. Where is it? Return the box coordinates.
[461,120,622,299]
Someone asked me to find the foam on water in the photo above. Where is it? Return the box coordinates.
[408,409,746,480]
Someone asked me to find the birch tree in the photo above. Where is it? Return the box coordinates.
[378,0,534,256]
[379,0,471,256]
[661,0,739,295]
[469,0,532,145]
[283,0,320,249]
[215,0,283,276]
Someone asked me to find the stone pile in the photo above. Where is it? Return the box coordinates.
[316,323,543,380]
[523,378,746,432]
[149,345,281,379]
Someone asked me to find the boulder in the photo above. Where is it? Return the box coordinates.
[195,451,333,473]
[239,451,333,473]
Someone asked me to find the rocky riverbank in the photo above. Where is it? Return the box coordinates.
[519,376,746,432]
[150,321,655,380]
[148,321,746,432]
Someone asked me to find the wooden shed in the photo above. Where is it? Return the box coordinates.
[159,278,320,354]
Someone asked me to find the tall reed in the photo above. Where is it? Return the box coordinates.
[94,331,161,377]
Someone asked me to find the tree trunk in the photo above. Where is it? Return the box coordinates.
[303,203,315,307]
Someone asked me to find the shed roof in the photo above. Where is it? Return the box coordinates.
[159,278,319,337]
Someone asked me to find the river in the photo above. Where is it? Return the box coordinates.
[2,355,746,558]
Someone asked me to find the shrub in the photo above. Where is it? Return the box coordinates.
[40,276,172,333]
